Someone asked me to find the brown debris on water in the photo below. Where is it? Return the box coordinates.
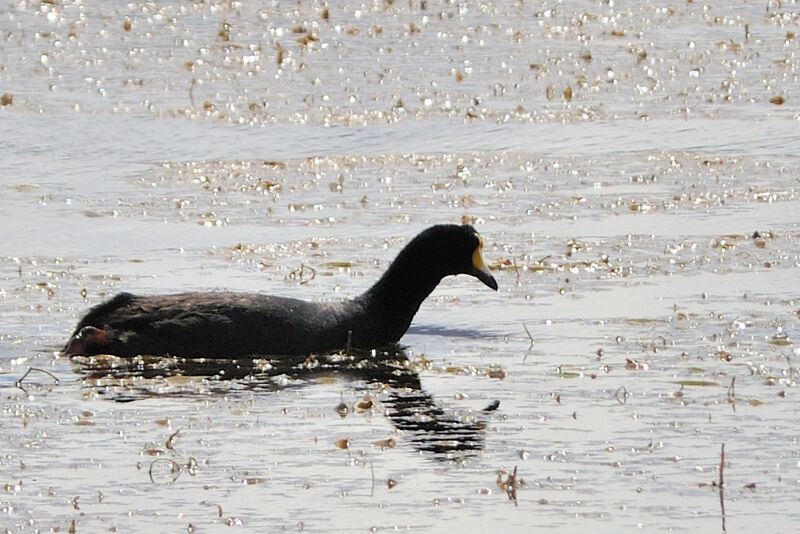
[355,396,374,411]
[487,368,506,379]
[297,31,319,47]
[276,42,285,66]
[335,394,349,418]
[218,21,231,42]
[625,358,649,371]
[165,427,182,451]
[768,332,791,346]
[496,466,524,506]
[373,438,396,450]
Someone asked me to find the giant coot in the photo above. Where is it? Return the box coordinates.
[63,224,498,358]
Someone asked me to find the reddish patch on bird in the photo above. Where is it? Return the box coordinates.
[63,326,110,356]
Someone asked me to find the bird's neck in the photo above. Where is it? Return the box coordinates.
[357,246,444,327]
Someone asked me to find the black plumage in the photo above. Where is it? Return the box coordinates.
[63,224,497,358]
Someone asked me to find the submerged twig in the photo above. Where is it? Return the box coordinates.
[523,323,534,350]
[189,78,197,108]
[507,466,518,505]
[727,377,736,412]
[719,443,727,532]
[15,367,60,391]
[522,323,534,363]
[370,460,375,498]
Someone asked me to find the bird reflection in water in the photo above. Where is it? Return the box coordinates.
[72,346,493,459]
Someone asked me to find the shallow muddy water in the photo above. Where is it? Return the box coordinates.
[1,1,799,532]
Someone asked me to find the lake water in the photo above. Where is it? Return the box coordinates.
[1,1,799,532]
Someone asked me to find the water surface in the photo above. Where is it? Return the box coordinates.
[1,1,799,532]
